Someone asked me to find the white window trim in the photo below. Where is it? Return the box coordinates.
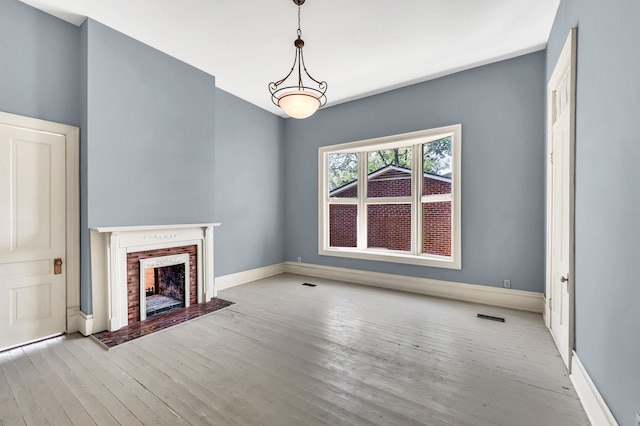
[318,124,461,269]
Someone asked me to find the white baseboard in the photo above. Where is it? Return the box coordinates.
[283,261,545,313]
[77,311,94,336]
[216,263,285,291]
[570,351,619,426]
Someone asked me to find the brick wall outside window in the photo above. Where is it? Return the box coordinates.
[329,204,357,247]
[423,201,452,256]
[368,178,411,197]
[329,174,451,255]
[367,203,412,251]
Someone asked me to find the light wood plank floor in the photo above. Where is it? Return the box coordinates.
[0,273,589,425]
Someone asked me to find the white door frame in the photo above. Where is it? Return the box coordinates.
[544,28,577,371]
[0,111,80,334]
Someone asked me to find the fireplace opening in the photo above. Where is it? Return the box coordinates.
[135,251,193,322]
[144,263,186,318]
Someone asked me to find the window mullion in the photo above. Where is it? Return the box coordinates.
[421,193,453,203]
[412,142,422,255]
[364,197,412,205]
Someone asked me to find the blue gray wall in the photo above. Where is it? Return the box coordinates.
[547,0,640,423]
[78,19,217,312]
[0,0,87,306]
[214,88,286,277]
[0,0,80,126]
[84,19,216,227]
[285,52,546,293]
[2,1,286,314]
[80,19,89,312]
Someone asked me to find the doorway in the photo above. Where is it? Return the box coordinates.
[546,28,577,370]
[0,111,79,351]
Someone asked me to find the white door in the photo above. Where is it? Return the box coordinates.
[0,122,67,351]
[549,106,571,365]
[547,28,576,369]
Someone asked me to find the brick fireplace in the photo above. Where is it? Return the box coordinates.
[89,224,219,333]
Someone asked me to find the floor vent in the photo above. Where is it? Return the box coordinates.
[477,314,505,322]
[302,283,317,287]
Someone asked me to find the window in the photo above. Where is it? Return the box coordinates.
[319,125,461,269]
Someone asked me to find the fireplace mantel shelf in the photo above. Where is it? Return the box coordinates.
[91,223,221,233]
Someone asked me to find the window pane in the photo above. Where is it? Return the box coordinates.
[423,137,452,196]
[329,153,358,198]
[367,147,412,198]
[329,204,357,247]
[422,202,452,256]
[367,204,411,251]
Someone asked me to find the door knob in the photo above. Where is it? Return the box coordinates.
[54,258,63,275]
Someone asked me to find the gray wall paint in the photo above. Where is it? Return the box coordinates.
[79,20,91,312]
[0,0,80,126]
[85,19,216,227]
[285,52,546,293]
[80,19,216,313]
[0,0,88,308]
[214,88,286,277]
[547,0,640,423]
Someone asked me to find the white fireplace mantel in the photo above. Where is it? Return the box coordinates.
[89,223,220,333]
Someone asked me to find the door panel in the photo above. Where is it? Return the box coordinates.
[0,124,66,350]
[15,139,53,250]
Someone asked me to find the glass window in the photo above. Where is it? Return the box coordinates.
[319,125,461,269]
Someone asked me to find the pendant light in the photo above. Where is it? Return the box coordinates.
[268,0,327,119]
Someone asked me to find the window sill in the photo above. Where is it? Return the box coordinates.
[319,247,461,270]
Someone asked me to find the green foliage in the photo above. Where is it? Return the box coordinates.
[423,137,452,176]
[367,147,412,173]
[328,153,358,192]
[327,137,452,193]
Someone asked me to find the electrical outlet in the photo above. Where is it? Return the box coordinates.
[297,257,302,263]
[503,279,511,289]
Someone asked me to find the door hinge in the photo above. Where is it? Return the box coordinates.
[548,297,552,309]
[550,152,554,163]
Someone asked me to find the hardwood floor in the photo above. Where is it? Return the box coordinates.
[0,273,589,425]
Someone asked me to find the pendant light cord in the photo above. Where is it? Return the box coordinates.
[297,3,302,38]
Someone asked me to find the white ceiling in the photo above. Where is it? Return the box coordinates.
[20,0,560,117]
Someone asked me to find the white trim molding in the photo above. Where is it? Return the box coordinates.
[216,263,285,291]
[90,223,220,332]
[64,126,81,333]
[283,262,544,313]
[570,351,619,426]
[77,311,94,337]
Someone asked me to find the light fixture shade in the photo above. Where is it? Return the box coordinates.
[278,90,321,119]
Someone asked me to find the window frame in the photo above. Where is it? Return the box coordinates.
[318,124,461,269]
